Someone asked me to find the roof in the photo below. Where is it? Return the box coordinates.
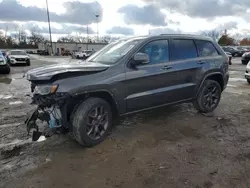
[112,34,214,42]
[43,42,109,45]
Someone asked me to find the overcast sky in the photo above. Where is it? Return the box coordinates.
[0,0,249,40]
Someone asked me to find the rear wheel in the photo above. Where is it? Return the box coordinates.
[71,98,112,147]
[193,80,221,113]
[247,79,250,84]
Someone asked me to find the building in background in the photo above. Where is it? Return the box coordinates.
[38,42,108,55]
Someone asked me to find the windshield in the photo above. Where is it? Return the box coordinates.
[87,38,144,64]
[10,51,27,55]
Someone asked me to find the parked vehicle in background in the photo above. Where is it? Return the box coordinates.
[25,34,229,147]
[244,46,250,51]
[225,52,232,65]
[236,46,249,53]
[222,46,244,57]
[245,62,250,84]
[0,50,10,74]
[62,50,71,56]
[242,52,250,65]
[26,51,34,54]
[37,50,49,56]
[75,50,95,59]
[6,50,30,66]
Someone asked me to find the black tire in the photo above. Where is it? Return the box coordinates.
[193,80,221,113]
[247,79,250,84]
[76,55,80,59]
[71,98,112,147]
[26,60,30,66]
[242,60,249,65]
[0,64,10,74]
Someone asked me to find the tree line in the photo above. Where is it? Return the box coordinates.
[1,29,249,49]
[202,30,250,46]
[0,29,117,49]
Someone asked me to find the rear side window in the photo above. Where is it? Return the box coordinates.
[195,40,219,57]
[171,39,197,61]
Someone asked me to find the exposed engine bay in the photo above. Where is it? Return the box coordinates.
[25,83,71,141]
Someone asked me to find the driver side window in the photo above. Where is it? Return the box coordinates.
[139,40,169,64]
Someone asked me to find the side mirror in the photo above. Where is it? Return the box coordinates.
[131,52,149,66]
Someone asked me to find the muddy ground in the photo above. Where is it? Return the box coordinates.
[1,56,250,188]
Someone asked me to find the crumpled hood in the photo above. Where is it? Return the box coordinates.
[25,60,110,81]
[9,55,29,59]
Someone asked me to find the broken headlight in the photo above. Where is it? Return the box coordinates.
[34,84,58,95]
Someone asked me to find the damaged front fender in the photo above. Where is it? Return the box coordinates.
[25,92,71,141]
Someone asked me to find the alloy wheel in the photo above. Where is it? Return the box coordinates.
[203,84,220,109]
[86,106,109,140]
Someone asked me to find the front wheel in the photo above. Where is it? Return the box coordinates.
[193,80,222,113]
[247,79,250,84]
[71,98,112,147]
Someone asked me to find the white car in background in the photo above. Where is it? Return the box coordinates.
[245,62,250,84]
[74,50,95,59]
[7,50,30,66]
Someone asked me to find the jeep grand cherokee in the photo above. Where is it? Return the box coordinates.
[25,34,229,147]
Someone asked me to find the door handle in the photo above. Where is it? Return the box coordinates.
[162,66,172,70]
[198,60,206,64]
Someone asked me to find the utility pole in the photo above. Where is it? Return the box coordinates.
[46,0,53,55]
[95,14,99,42]
[86,25,89,50]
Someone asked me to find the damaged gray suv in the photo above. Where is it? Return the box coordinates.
[25,34,229,147]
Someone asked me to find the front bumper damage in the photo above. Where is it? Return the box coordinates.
[25,92,71,141]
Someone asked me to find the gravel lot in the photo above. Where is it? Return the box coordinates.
[1,56,250,188]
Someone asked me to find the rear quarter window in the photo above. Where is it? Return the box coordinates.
[195,40,219,57]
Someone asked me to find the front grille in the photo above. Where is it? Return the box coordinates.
[16,58,25,61]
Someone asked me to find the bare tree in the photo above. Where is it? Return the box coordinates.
[73,32,87,43]
[202,30,220,41]
[232,33,242,45]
